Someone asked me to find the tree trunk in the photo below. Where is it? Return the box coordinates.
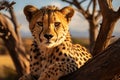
[88,19,98,53]
[60,38,120,80]
[93,19,116,55]
[93,0,120,56]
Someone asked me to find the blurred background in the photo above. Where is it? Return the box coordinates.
[0,0,120,80]
[1,0,120,37]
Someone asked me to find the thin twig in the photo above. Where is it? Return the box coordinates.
[62,0,73,5]
[86,0,92,13]
[92,0,97,18]
[79,0,87,4]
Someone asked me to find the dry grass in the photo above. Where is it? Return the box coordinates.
[0,38,32,80]
[0,55,15,78]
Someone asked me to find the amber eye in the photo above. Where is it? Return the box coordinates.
[37,22,43,27]
[54,22,60,27]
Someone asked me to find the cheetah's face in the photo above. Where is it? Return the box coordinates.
[24,5,74,48]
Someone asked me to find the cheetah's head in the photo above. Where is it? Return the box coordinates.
[24,5,74,48]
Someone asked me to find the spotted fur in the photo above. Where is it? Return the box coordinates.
[19,5,92,80]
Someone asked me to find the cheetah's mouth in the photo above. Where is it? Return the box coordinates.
[42,39,56,48]
[45,40,54,45]
[43,41,55,48]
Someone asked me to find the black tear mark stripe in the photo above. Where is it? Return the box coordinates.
[39,11,45,42]
[53,11,58,42]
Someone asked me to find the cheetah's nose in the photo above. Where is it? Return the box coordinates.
[44,34,53,40]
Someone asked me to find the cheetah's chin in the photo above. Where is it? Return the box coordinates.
[43,42,55,48]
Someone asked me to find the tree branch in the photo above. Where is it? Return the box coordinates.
[60,38,120,80]
[114,7,120,21]
[0,13,25,76]
[86,0,92,13]
[0,12,29,76]
[92,0,96,18]
[73,0,90,18]
[93,0,120,55]
[98,0,114,18]
[1,1,29,61]
[107,0,113,10]
[79,0,87,4]
[61,0,73,5]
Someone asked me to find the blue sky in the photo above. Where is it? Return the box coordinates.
[2,0,120,37]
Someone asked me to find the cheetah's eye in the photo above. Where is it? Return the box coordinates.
[37,22,43,27]
[54,22,60,27]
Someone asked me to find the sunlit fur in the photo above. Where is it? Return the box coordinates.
[28,6,70,48]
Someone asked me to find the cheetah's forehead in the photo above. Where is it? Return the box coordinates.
[40,5,59,12]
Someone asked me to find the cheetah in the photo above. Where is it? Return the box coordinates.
[19,5,92,80]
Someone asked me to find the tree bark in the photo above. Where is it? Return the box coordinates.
[60,38,120,80]
[93,0,120,56]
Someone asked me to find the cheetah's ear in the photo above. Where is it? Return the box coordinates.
[60,6,74,22]
[24,5,38,22]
